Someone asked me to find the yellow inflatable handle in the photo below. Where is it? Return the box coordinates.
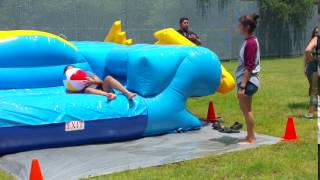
[104,20,133,45]
[154,28,235,94]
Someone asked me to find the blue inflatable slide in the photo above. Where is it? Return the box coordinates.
[0,30,222,154]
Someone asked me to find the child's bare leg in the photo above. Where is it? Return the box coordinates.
[103,76,136,99]
[84,87,116,101]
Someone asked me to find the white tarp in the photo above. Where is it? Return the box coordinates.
[0,125,280,180]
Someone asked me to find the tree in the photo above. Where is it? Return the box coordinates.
[258,0,315,56]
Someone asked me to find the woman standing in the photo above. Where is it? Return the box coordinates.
[236,14,260,144]
[304,27,319,119]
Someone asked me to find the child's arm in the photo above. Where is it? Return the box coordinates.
[93,75,103,85]
[84,76,103,86]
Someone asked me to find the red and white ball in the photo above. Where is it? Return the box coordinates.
[63,68,96,92]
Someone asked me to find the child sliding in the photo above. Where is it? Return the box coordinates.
[63,65,136,101]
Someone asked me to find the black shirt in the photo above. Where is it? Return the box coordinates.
[177,29,200,43]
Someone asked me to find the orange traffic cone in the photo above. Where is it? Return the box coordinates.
[282,116,298,141]
[207,101,218,123]
[29,159,43,180]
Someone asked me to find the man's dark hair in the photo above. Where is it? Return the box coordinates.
[63,65,74,74]
[179,17,189,24]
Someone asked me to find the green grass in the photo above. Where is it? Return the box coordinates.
[0,170,14,180]
[0,57,317,179]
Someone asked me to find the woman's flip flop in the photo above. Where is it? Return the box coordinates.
[230,122,243,130]
[212,122,223,130]
[218,127,240,133]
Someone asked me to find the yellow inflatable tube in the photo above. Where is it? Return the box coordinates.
[154,28,235,94]
[154,28,195,46]
[0,30,77,50]
[104,20,133,45]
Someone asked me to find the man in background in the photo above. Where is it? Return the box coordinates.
[177,17,202,45]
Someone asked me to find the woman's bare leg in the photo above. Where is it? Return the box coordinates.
[103,76,136,99]
[238,95,256,143]
[84,87,116,101]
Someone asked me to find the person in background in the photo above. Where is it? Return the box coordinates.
[236,14,260,145]
[177,17,202,45]
[304,26,319,119]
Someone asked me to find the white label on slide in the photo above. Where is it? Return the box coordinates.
[65,121,85,132]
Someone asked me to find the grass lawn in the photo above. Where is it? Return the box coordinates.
[0,57,317,179]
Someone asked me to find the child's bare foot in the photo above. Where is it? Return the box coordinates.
[126,92,137,100]
[106,93,117,101]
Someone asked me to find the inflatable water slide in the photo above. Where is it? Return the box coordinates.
[0,21,235,154]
